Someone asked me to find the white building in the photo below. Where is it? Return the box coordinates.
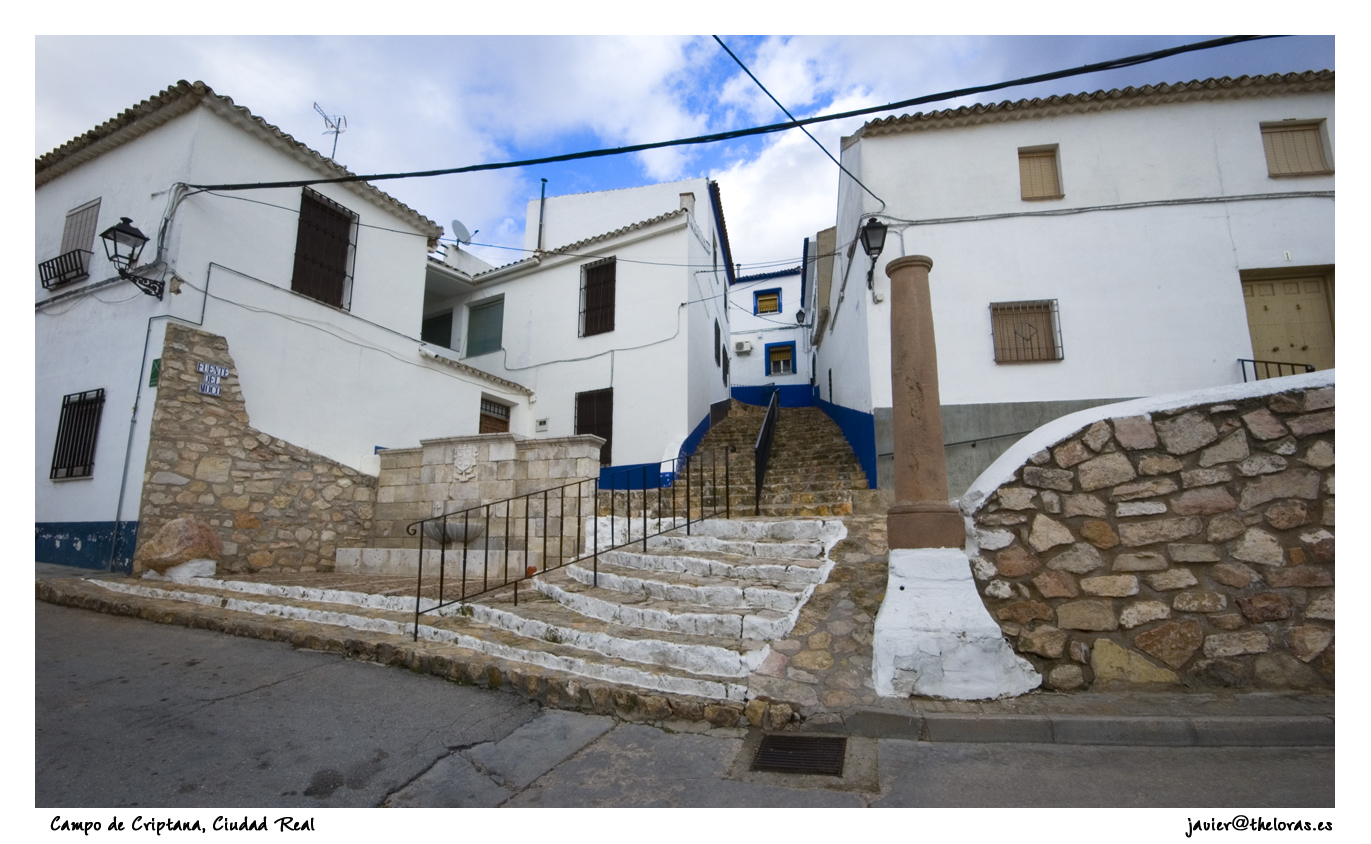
[417,178,737,482]
[815,70,1335,496]
[36,81,532,570]
[726,261,811,406]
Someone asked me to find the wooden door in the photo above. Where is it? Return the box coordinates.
[1242,275,1334,371]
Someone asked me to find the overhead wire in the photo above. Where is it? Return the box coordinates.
[181,35,1281,194]
[712,35,885,211]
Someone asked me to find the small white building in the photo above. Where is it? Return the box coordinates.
[726,261,811,406]
[417,179,737,482]
[36,81,531,571]
[814,70,1335,496]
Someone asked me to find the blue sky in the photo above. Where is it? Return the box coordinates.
[35,34,1334,270]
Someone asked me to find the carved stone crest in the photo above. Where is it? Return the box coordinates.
[453,444,479,482]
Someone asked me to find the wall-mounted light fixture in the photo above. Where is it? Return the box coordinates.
[99,217,162,299]
[859,217,888,299]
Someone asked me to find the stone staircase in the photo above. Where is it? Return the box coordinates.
[39,518,846,724]
[697,400,883,517]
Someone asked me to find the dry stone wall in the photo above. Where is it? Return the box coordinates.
[134,324,376,575]
[966,382,1334,691]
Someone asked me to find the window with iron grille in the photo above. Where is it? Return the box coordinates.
[1261,121,1332,177]
[715,319,721,366]
[990,300,1063,363]
[479,398,511,434]
[290,188,357,308]
[50,388,106,479]
[575,388,614,465]
[722,353,729,386]
[580,258,616,337]
[1018,146,1062,200]
[39,198,101,289]
[466,298,503,356]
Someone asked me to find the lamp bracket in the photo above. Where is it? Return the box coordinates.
[123,270,165,300]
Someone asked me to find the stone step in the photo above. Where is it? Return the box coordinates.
[598,546,830,584]
[80,576,752,700]
[532,570,799,640]
[562,560,809,612]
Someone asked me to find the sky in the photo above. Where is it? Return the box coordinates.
[35,34,1334,273]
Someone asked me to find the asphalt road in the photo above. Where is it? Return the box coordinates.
[36,600,1335,811]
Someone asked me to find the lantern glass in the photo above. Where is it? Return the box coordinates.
[99,217,150,270]
[859,218,887,259]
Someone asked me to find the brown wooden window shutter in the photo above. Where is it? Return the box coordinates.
[1018,147,1062,200]
[1262,123,1331,176]
[291,188,356,308]
[990,300,1063,362]
[575,388,614,465]
[581,258,616,337]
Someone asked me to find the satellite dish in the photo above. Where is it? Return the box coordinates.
[450,219,472,244]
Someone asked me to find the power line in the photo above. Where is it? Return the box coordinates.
[712,35,885,210]
[183,36,1281,193]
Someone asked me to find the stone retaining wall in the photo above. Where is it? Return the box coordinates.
[964,378,1334,691]
[134,324,376,574]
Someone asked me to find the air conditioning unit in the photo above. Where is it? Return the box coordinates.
[734,340,752,354]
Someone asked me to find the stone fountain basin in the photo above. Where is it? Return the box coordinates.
[422,518,488,546]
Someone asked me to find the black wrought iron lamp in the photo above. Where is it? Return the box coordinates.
[859,217,887,293]
[99,217,162,299]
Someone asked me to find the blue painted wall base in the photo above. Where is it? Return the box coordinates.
[599,410,716,490]
[732,384,815,408]
[815,399,879,490]
[36,521,138,573]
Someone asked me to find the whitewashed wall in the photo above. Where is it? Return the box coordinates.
[830,89,1336,412]
[728,272,810,388]
[37,101,521,541]
[525,178,714,254]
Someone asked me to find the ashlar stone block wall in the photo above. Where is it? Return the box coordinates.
[966,383,1333,691]
[134,324,376,575]
[370,434,602,550]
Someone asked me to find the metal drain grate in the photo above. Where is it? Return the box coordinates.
[750,734,847,776]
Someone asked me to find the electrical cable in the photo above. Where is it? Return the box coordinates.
[712,35,885,211]
[182,36,1281,193]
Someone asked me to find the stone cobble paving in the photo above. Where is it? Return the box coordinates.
[748,515,888,725]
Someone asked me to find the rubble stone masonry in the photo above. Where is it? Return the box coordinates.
[133,324,376,574]
[968,384,1333,691]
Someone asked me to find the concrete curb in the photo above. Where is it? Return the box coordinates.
[840,708,1334,747]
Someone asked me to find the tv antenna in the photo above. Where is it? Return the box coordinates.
[313,102,347,160]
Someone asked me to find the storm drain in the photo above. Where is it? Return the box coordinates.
[750,735,847,776]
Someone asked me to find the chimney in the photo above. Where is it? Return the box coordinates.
[679,192,696,215]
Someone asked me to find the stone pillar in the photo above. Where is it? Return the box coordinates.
[885,255,963,549]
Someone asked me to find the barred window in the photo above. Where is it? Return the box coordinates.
[50,389,106,479]
[1261,122,1332,177]
[1019,146,1062,200]
[39,198,101,289]
[581,258,616,337]
[990,300,1063,363]
[290,188,357,308]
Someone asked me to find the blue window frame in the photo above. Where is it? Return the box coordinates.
[764,341,796,377]
[753,288,782,315]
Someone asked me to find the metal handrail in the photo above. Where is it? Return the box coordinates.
[1239,358,1316,382]
[754,387,780,515]
[407,446,733,638]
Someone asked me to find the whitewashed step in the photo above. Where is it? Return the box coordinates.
[562,561,808,612]
[596,548,831,586]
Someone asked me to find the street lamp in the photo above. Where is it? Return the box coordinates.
[99,217,162,299]
[859,217,888,293]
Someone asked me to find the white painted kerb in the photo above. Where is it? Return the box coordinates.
[873,548,1041,700]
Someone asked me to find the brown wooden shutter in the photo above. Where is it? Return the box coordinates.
[991,300,1062,362]
[1019,149,1061,199]
[291,189,355,308]
[575,388,613,465]
[581,259,616,336]
[1262,124,1330,176]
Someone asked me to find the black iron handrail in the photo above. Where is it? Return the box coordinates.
[406,446,733,638]
[1239,358,1316,382]
[38,249,93,290]
[754,387,780,515]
